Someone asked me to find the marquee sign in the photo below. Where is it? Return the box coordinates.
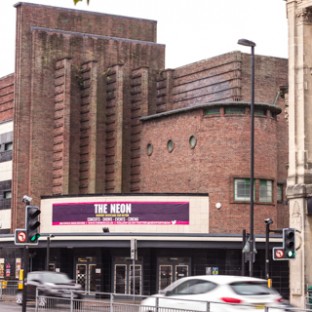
[52,201,190,225]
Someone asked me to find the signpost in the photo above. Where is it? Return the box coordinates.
[130,239,137,297]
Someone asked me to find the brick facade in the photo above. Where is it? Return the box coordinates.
[0,3,288,235]
[11,3,165,229]
[0,74,14,123]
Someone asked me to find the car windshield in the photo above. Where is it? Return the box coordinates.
[230,281,277,296]
[37,272,71,284]
[159,279,184,294]
[162,279,217,296]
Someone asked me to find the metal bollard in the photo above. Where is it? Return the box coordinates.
[110,293,114,312]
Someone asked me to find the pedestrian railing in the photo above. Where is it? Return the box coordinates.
[1,286,311,312]
[34,291,310,312]
[35,292,144,312]
[0,280,18,302]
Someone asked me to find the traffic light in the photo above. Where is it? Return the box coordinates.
[283,228,295,259]
[25,205,41,244]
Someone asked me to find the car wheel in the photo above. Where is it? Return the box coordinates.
[16,291,23,305]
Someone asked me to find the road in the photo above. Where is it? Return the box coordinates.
[0,301,35,311]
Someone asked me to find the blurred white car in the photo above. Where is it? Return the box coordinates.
[140,275,286,312]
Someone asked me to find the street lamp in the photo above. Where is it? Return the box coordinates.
[238,38,256,277]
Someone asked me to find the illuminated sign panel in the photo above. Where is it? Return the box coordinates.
[52,202,189,225]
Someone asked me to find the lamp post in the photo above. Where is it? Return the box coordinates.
[238,38,256,277]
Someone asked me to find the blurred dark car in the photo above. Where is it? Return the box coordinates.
[16,271,83,307]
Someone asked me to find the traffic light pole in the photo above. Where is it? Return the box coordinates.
[22,246,29,312]
[265,222,270,280]
[241,229,246,276]
[264,219,283,279]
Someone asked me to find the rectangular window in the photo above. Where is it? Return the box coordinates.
[254,108,266,116]
[4,142,13,151]
[277,184,283,203]
[204,107,220,115]
[234,179,254,201]
[224,107,245,115]
[3,191,12,199]
[259,180,273,203]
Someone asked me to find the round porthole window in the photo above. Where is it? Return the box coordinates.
[167,139,174,153]
[146,143,153,156]
[189,135,197,149]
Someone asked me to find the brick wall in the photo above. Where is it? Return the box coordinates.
[140,107,283,234]
[0,75,14,122]
[7,3,288,234]
[140,53,288,234]
[11,3,165,229]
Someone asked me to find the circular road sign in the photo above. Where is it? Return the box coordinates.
[15,229,27,244]
[17,231,26,243]
[274,248,285,259]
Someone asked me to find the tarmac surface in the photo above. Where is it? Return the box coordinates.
[0,301,36,311]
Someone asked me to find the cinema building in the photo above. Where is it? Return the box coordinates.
[0,3,289,297]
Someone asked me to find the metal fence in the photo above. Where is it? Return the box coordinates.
[35,292,143,312]
[34,291,311,312]
[1,284,312,312]
[0,280,18,302]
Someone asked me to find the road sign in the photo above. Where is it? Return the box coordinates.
[273,247,286,260]
[130,238,138,260]
[14,229,27,245]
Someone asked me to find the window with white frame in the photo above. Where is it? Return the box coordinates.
[259,180,273,203]
[234,178,273,203]
[3,191,12,199]
[277,184,283,203]
[234,178,253,201]
[4,142,13,151]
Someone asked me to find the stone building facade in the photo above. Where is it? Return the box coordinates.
[286,0,312,308]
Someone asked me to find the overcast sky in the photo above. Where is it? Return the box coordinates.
[0,0,288,78]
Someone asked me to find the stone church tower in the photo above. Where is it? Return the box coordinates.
[286,0,312,307]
